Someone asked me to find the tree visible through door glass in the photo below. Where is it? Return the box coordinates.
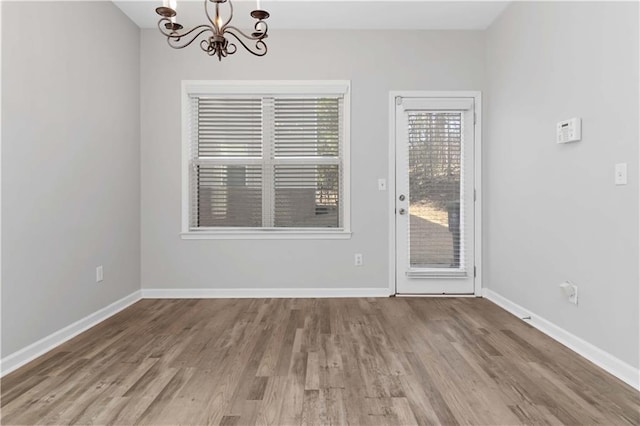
[408,111,463,269]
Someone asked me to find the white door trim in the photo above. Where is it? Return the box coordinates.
[388,91,483,296]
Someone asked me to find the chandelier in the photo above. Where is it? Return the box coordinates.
[155,0,270,61]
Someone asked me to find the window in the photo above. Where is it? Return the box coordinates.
[181,81,351,239]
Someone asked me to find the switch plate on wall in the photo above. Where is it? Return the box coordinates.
[96,266,104,283]
[378,178,387,191]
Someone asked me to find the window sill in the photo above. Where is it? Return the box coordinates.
[180,230,352,240]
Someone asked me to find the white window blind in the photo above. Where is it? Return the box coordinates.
[186,85,347,233]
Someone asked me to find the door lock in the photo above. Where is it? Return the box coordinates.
[399,194,405,201]
[399,208,406,215]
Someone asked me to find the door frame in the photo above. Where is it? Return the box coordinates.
[388,91,483,296]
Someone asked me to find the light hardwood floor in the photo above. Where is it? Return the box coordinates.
[1,297,638,425]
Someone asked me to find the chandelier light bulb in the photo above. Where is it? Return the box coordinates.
[163,0,177,11]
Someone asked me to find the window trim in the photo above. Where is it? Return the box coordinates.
[181,80,351,240]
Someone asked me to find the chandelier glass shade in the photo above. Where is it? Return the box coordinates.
[156,0,269,61]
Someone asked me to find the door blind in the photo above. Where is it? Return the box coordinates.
[189,94,344,230]
[407,111,466,270]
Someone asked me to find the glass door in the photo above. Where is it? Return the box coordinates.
[395,97,476,294]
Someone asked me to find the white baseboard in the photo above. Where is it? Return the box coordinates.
[483,288,639,390]
[0,290,142,377]
[141,287,393,299]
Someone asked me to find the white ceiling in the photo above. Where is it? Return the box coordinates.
[113,1,510,31]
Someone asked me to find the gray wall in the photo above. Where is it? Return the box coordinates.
[140,29,486,290]
[485,1,639,368]
[1,1,141,357]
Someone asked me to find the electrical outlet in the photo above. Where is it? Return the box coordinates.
[559,281,578,305]
[354,253,363,266]
[568,284,578,305]
[96,266,104,283]
[615,163,627,185]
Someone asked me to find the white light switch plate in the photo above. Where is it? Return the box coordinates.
[615,163,627,185]
[378,178,387,191]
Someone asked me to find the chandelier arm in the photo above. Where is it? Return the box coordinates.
[225,25,264,41]
[225,29,267,56]
[157,17,174,36]
[221,0,234,31]
[168,27,215,50]
[254,20,268,36]
[207,44,228,60]
[157,18,213,39]
[204,0,217,28]
[200,39,214,54]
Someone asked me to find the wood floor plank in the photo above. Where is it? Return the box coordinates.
[2,297,638,425]
[278,374,305,425]
[304,352,320,391]
[398,372,447,425]
[390,396,420,426]
[133,367,196,425]
[301,389,321,426]
[255,376,287,425]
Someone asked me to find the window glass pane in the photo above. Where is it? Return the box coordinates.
[274,98,340,158]
[274,165,340,228]
[408,112,463,268]
[196,165,262,227]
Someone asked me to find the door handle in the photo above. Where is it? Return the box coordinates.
[399,208,406,215]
